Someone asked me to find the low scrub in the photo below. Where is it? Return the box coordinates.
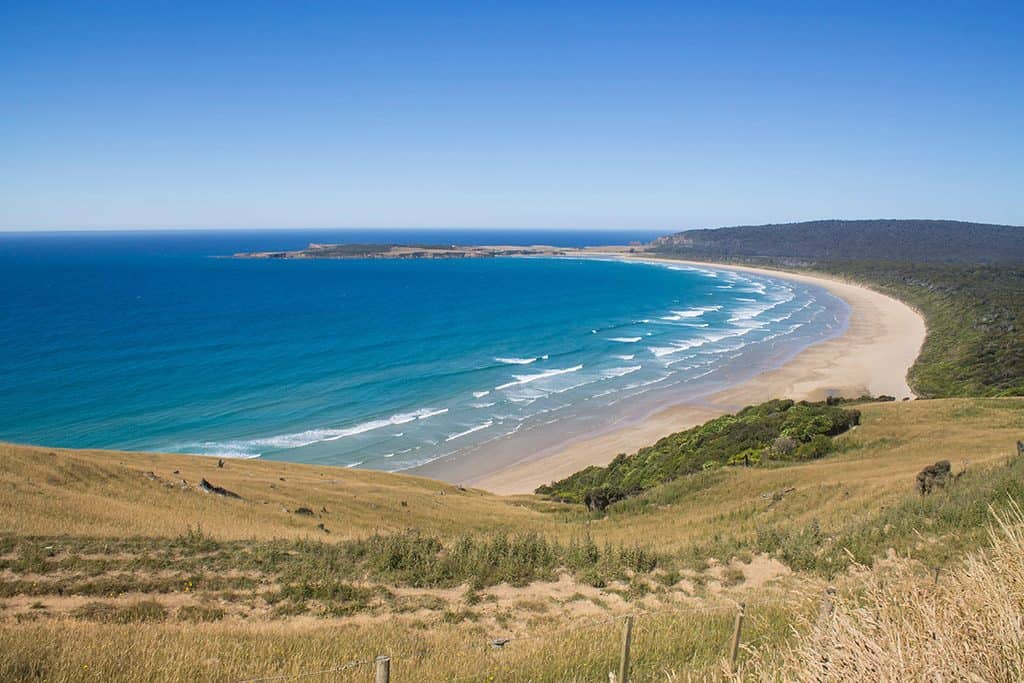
[752,455,1024,576]
[71,600,167,624]
[537,398,860,509]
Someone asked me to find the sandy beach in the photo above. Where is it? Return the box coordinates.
[418,255,926,495]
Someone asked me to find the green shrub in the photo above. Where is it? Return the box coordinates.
[537,398,860,507]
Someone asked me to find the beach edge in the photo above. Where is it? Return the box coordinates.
[416,254,927,495]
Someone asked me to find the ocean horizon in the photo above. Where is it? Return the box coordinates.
[0,229,847,472]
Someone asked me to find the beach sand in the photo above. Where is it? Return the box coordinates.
[416,255,926,495]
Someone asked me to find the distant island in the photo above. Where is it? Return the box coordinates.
[233,243,573,259]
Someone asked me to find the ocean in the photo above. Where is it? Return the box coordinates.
[0,229,847,471]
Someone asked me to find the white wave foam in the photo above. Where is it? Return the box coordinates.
[608,336,642,343]
[190,406,449,456]
[613,354,635,360]
[471,401,497,408]
[601,365,642,379]
[179,448,261,459]
[445,421,494,442]
[495,364,583,391]
[472,390,491,398]
[495,357,537,365]
[648,329,742,358]
[661,305,721,322]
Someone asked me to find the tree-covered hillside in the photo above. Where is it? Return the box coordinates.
[816,262,1024,397]
[536,399,862,508]
[650,219,1024,398]
[653,219,1024,264]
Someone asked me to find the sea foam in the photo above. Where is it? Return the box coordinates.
[495,364,584,391]
[445,420,494,441]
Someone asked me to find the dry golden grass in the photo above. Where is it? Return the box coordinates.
[1,397,1023,681]
[3,398,1021,550]
[744,500,1024,681]
[591,397,1023,551]
[0,442,547,540]
[0,602,799,682]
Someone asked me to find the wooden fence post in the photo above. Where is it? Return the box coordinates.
[618,615,634,683]
[729,603,745,673]
[374,655,390,683]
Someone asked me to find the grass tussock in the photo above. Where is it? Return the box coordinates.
[0,603,796,682]
[743,499,1024,681]
[2,398,1023,679]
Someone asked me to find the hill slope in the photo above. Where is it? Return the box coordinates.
[2,398,1023,680]
[653,219,1024,263]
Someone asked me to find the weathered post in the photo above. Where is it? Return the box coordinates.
[618,615,634,683]
[729,603,746,673]
[1017,440,1023,458]
[375,655,391,683]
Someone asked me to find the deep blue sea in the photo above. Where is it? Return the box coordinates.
[0,229,847,471]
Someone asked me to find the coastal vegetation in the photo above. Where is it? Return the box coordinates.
[5,224,1024,681]
[651,218,1024,264]
[2,397,1023,680]
[536,398,863,509]
[5,219,1024,678]
[745,501,1024,681]
[818,261,1024,397]
[651,219,1024,398]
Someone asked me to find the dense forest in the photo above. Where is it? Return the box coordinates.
[651,220,1024,398]
[536,398,862,509]
[817,262,1024,397]
[652,219,1024,263]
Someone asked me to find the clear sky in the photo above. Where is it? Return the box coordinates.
[2,1,1022,230]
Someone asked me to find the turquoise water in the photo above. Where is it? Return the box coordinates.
[0,230,846,471]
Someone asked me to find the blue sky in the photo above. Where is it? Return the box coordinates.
[1,1,1022,230]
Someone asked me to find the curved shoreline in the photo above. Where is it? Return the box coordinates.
[418,255,926,495]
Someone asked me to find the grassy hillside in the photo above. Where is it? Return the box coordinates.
[648,253,1024,398]
[3,397,1023,681]
[652,219,1024,263]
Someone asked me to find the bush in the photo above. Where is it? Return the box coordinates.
[537,398,860,506]
[794,434,835,460]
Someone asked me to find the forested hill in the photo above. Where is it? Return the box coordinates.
[652,219,1024,263]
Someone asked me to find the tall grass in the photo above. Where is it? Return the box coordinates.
[743,499,1024,681]
[0,603,796,682]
